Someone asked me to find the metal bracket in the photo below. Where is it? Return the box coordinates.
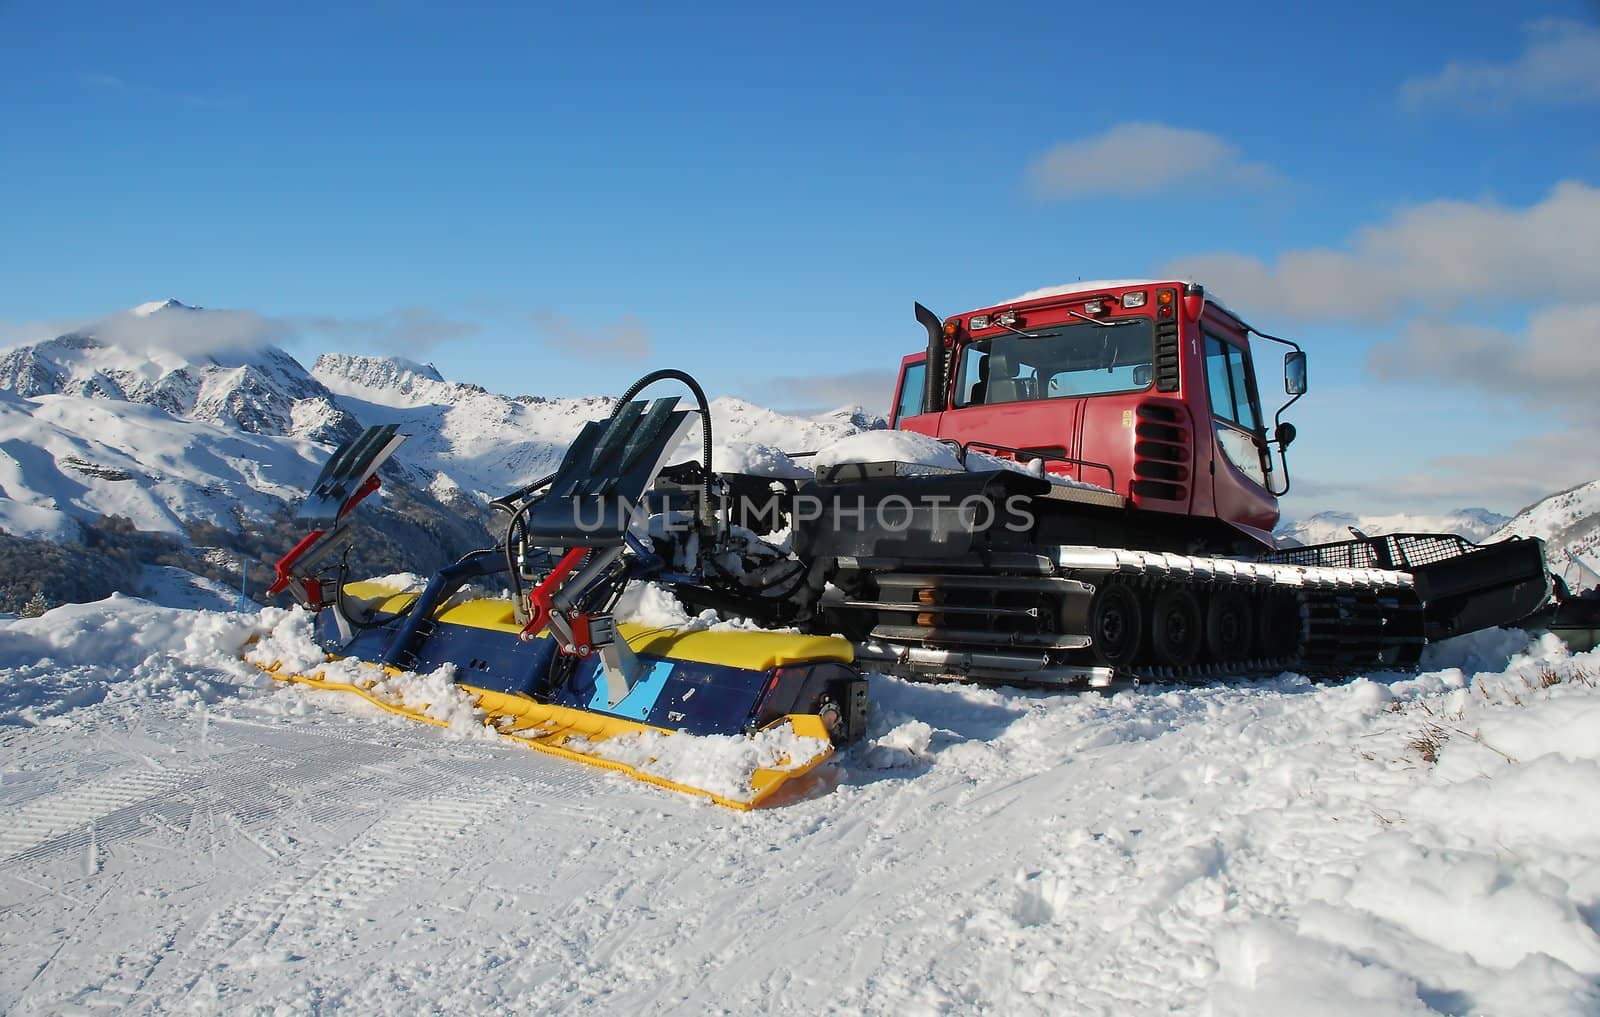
[589,614,641,707]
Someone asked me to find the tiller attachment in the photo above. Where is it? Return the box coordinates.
[256,384,868,810]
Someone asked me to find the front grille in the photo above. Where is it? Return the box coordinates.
[1131,403,1190,504]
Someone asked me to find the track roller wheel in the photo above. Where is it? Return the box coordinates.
[1205,588,1254,664]
[1150,585,1202,669]
[1089,580,1144,668]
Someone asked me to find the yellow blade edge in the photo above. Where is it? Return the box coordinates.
[251,660,835,811]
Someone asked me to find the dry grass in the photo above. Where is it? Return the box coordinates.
[1403,662,1598,766]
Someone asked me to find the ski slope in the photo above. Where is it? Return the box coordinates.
[2,600,1599,1015]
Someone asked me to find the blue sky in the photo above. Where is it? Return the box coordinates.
[3,1,1598,517]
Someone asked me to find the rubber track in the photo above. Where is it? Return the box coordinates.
[835,545,1425,687]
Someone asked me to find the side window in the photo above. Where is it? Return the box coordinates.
[1205,336,1235,424]
[1204,333,1260,431]
[895,362,926,426]
[1205,333,1268,485]
[1229,352,1261,431]
[956,345,985,406]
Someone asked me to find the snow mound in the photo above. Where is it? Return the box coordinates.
[244,607,492,736]
[565,723,830,803]
[0,597,266,724]
[711,441,812,480]
[812,430,963,473]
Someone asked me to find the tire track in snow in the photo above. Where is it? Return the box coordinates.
[6,706,644,1013]
[3,714,604,868]
[148,788,504,1009]
[0,763,206,862]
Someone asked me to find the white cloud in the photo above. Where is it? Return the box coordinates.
[1400,18,1600,111]
[1026,123,1278,199]
[1160,181,1600,322]
[93,307,291,357]
[530,311,651,363]
[2,303,483,358]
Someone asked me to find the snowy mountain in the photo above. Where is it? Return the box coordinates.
[0,301,354,442]
[1277,507,1510,548]
[1490,479,1600,587]
[311,353,865,501]
[0,390,331,543]
[0,301,873,609]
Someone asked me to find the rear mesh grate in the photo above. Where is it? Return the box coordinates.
[1259,533,1476,570]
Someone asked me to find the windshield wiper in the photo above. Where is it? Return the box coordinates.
[1065,310,1140,327]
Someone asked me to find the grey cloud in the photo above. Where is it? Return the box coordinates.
[1027,123,1280,200]
[300,307,483,354]
[1367,304,1600,408]
[1160,181,1600,322]
[530,311,652,363]
[762,369,900,416]
[1280,423,1600,518]
[1400,18,1600,111]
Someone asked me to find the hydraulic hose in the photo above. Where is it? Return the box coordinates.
[610,369,715,523]
[501,370,715,617]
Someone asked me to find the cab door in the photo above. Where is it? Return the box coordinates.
[891,353,937,431]
[1201,324,1279,533]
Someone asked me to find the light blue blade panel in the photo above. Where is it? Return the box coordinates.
[587,659,676,720]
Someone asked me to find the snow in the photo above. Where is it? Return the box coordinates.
[129,298,193,317]
[812,429,964,473]
[137,564,252,612]
[710,441,814,480]
[997,279,1250,329]
[1004,278,1175,304]
[564,724,830,802]
[0,392,329,537]
[4,596,1600,1014]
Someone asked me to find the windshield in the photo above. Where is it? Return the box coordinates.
[955,319,1155,406]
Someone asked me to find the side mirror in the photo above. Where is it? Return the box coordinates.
[1284,351,1308,395]
[1275,421,1297,449]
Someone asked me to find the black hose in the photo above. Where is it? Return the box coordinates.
[335,547,412,629]
[503,370,714,617]
[498,472,557,610]
[610,369,714,521]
